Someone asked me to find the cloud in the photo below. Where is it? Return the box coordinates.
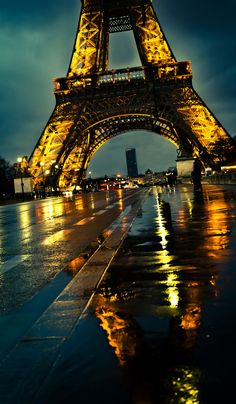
[0,1,80,161]
[0,0,79,29]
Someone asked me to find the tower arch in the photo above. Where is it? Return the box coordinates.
[57,113,186,188]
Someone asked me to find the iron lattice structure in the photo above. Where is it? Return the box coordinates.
[29,0,236,190]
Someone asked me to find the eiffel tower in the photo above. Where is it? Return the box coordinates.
[29,0,236,190]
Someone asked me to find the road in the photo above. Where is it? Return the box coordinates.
[0,189,147,357]
[1,184,236,403]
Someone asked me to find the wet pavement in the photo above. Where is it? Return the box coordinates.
[91,184,236,404]
[1,184,236,403]
[0,190,143,315]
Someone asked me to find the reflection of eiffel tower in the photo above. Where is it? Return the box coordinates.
[29,0,236,190]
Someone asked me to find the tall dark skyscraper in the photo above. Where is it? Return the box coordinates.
[126,148,138,177]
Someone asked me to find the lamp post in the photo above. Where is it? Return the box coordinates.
[17,157,25,200]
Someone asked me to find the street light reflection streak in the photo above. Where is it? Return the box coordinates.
[161,272,180,308]
[75,198,85,211]
[153,190,180,308]
[202,196,230,260]
[166,285,179,308]
[186,197,193,218]
[154,194,169,250]
[89,193,95,210]
[43,202,54,220]
[117,189,124,211]
[150,250,176,267]
[18,204,33,242]
[36,200,65,222]
[42,229,74,246]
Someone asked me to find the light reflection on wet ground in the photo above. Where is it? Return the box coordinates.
[89,184,236,403]
[0,191,133,314]
[2,185,236,403]
[32,184,236,404]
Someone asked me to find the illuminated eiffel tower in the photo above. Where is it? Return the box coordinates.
[29,0,236,190]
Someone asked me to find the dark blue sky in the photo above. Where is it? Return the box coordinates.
[0,0,235,176]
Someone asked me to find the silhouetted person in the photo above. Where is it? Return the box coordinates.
[191,160,202,193]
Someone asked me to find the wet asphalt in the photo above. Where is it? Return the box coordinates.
[1,184,236,403]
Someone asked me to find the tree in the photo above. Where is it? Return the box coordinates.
[0,156,15,198]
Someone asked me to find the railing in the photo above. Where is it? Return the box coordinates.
[53,62,192,92]
[98,67,146,84]
[203,172,236,185]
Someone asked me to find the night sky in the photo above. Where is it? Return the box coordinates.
[0,0,235,177]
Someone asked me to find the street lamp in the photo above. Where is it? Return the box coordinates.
[17,157,25,200]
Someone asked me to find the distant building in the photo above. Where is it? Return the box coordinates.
[126,148,138,177]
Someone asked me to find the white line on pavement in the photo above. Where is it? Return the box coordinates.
[42,229,74,246]
[75,217,95,225]
[0,255,29,275]
[93,210,107,216]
